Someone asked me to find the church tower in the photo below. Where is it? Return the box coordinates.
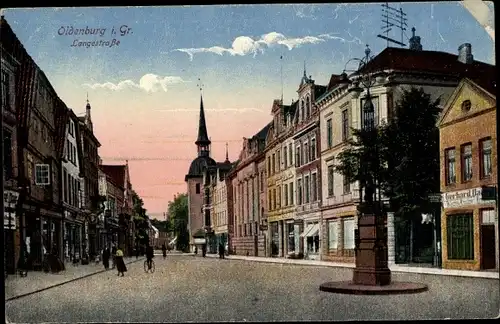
[185,92,216,252]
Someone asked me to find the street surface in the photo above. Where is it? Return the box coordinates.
[5,255,499,322]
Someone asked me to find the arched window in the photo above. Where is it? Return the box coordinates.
[306,96,310,118]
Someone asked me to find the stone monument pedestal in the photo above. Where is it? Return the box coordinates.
[319,203,428,295]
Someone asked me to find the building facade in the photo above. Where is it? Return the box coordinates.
[265,99,297,258]
[77,99,101,258]
[98,166,121,250]
[439,77,497,271]
[99,162,133,256]
[2,39,20,274]
[231,124,269,256]
[293,71,326,260]
[61,108,85,263]
[318,73,361,263]
[210,155,233,253]
[20,65,66,271]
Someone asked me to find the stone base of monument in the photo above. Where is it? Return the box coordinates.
[319,281,428,295]
[319,204,428,295]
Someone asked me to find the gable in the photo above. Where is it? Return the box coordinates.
[439,79,496,127]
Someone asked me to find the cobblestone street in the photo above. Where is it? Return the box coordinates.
[5,255,499,322]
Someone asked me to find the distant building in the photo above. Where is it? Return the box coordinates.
[202,149,233,253]
[78,99,101,257]
[439,76,497,271]
[99,162,134,256]
[230,124,269,256]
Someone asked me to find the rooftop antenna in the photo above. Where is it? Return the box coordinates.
[377,2,408,47]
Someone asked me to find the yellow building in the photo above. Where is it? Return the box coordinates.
[265,99,297,257]
[439,76,497,271]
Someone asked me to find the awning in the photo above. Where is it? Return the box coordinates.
[307,223,320,237]
[300,223,315,238]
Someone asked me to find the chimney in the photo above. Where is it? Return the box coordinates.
[458,43,474,64]
[409,27,423,51]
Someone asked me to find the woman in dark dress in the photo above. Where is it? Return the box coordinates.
[115,246,127,276]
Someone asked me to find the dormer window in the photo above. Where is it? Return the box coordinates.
[461,100,471,112]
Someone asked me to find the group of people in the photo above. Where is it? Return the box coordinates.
[101,245,127,276]
[195,242,226,259]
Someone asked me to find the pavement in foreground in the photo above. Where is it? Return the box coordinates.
[5,255,499,322]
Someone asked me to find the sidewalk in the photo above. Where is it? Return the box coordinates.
[5,257,145,301]
[202,253,499,279]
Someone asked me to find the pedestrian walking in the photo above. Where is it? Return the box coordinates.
[162,243,167,259]
[111,245,117,269]
[115,246,127,276]
[202,244,206,257]
[102,248,110,270]
[218,242,225,259]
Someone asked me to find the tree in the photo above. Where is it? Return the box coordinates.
[381,87,441,220]
[335,87,441,221]
[131,190,150,246]
[167,193,189,252]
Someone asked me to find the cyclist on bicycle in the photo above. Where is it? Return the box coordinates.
[146,244,154,269]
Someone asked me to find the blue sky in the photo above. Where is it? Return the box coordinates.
[3,3,495,217]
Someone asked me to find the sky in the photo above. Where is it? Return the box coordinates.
[3,2,495,219]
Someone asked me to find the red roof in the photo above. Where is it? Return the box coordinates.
[359,47,496,94]
[100,165,126,189]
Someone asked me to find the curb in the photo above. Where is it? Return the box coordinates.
[203,254,499,280]
[5,258,145,302]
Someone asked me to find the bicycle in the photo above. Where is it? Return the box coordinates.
[144,259,155,273]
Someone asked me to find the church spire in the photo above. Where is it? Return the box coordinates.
[195,79,211,156]
[225,142,229,163]
[85,92,93,132]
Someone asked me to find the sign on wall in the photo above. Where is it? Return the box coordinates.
[442,187,495,209]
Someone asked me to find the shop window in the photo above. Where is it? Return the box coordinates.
[447,213,474,260]
[328,220,338,249]
[343,218,355,250]
[287,223,295,253]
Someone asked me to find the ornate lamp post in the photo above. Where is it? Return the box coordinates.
[319,45,427,294]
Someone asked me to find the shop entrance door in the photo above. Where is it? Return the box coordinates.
[481,224,496,270]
